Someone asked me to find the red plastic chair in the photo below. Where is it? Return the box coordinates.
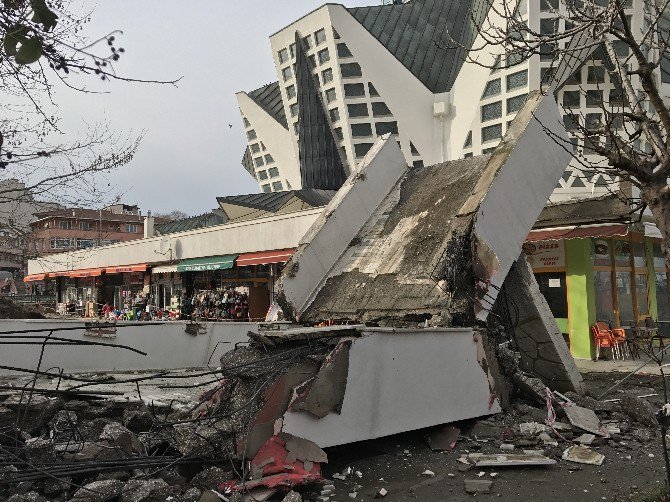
[591,323,617,361]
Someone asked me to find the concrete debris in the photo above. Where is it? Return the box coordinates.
[425,424,460,451]
[464,479,493,494]
[421,470,435,477]
[574,434,596,445]
[620,393,659,427]
[562,445,605,466]
[563,405,609,438]
[374,487,388,498]
[538,432,558,446]
[281,491,303,502]
[468,453,556,467]
[519,422,547,435]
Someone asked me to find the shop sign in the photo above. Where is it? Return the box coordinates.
[523,240,565,269]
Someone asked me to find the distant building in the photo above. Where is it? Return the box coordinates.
[29,206,167,257]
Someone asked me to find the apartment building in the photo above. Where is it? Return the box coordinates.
[29,205,163,256]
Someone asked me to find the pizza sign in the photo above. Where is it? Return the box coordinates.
[523,240,566,269]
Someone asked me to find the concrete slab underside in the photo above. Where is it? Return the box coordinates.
[280,328,501,448]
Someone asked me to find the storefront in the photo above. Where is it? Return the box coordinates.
[525,224,670,359]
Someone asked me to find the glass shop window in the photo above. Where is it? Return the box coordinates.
[614,240,632,268]
[534,272,568,318]
[594,270,615,324]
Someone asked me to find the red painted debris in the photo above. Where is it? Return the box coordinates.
[221,435,323,494]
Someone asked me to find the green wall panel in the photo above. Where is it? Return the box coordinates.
[566,239,596,359]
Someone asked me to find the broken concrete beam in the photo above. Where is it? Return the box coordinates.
[280,327,501,448]
[277,136,409,321]
[277,91,571,324]
[496,253,584,393]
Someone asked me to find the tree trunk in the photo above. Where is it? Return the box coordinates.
[641,184,670,275]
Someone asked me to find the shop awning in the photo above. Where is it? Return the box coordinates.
[177,255,237,272]
[69,268,104,278]
[105,264,148,274]
[236,249,295,267]
[152,264,178,274]
[23,274,47,283]
[527,224,629,242]
[644,222,662,239]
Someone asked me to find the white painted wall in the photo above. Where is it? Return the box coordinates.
[28,208,323,274]
[0,320,256,376]
[236,92,301,190]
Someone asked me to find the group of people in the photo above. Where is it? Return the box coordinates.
[99,293,180,321]
[180,288,249,321]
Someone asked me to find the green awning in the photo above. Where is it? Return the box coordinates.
[177,255,237,272]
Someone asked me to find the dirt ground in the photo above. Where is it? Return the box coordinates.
[316,371,669,502]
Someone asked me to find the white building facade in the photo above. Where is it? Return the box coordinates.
[236,0,669,201]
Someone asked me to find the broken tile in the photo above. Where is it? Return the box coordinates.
[468,453,556,467]
[374,487,388,498]
[464,479,493,494]
[563,405,609,438]
[562,445,605,466]
[574,434,596,445]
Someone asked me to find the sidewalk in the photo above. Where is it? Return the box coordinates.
[575,357,666,375]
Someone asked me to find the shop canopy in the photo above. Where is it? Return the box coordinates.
[69,268,104,278]
[527,223,629,242]
[24,274,47,283]
[177,255,237,272]
[106,264,148,274]
[152,264,178,274]
[236,249,295,267]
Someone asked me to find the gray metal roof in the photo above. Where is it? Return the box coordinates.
[217,189,336,213]
[295,32,348,191]
[248,81,288,129]
[348,0,489,93]
[156,212,228,235]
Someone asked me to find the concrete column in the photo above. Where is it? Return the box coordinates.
[566,239,596,360]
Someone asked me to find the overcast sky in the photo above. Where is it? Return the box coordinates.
[53,1,374,216]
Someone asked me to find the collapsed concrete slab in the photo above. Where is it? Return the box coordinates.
[496,254,585,394]
[277,91,572,325]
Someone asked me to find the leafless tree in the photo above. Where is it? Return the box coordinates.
[154,210,190,222]
[470,0,670,263]
[0,0,176,214]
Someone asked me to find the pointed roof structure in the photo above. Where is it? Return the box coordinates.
[295,31,348,191]
[348,0,489,93]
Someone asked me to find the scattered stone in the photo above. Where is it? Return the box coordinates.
[500,443,515,451]
[71,480,124,501]
[189,467,234,490]
[538,432,558,446]
[120,478,171,502]
[181,488,202,502]
[374,487,388,498]
[519,422,546,435]
[464,479,493,494]
[7,492,41,502]
[99,422,144,455]
[574,434,596,445]
[349,492,357,499]
[620,394,659,427]
[281,491,303,502]
[562,445,605,466]
[421,470,435,477]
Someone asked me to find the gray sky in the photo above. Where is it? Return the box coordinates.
[53,0,374,216]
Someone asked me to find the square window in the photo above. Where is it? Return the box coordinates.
[314,28,327,45]
[344,83,365,98]
[351,123,373,137]
[329,108,340,123]
[322,68,334,84]
[281,66,292,82]
[507,93,528,113]
[482,79,501,98]
[540,18,558,35]
[481,101,502,122]
[334,127,343,140]
[372,102,392,117]
[289,43,296,59]
[308,54,316,68]
[506,70,528,90]
[247,130,257,141]
[262,184,271,193]
[254,157,264,167]
[264,154,274,164]
[278,48,289,64]
[268,167,279,178]
[318,48,330,65]
[79,221,92,231]
[272,181,283,191]
[258,170,268,180]
[354,143,373,158]
[337,43,352,58]
[126,224,138,233]
[250,143,260,153]
[243,117,250,128]
[59,220,71,230]
[587,65,605,83]
[412,160,424,168]
[563,115,579,131]
[290,103,299,117]
[325,88,337,103]
[562,90,580,107]
[540,43,556,61]
[585,113,602,128]
[375,121,398,136]
[340,63,362,78]
[302,35,312,49]
[286,85,296,99]
[348,103,369,118]
[586,89,604,107]
[481,123,503,143]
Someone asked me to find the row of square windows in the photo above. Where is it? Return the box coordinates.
[253,153,275,168]
[257,167,280,180]
[282,59,363,84]
[480,93,528,122]
[287,80,380,111]
[540,0,632,10]
[277,27,345,65]
[262,181,285,193]
[481,70,528,99]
